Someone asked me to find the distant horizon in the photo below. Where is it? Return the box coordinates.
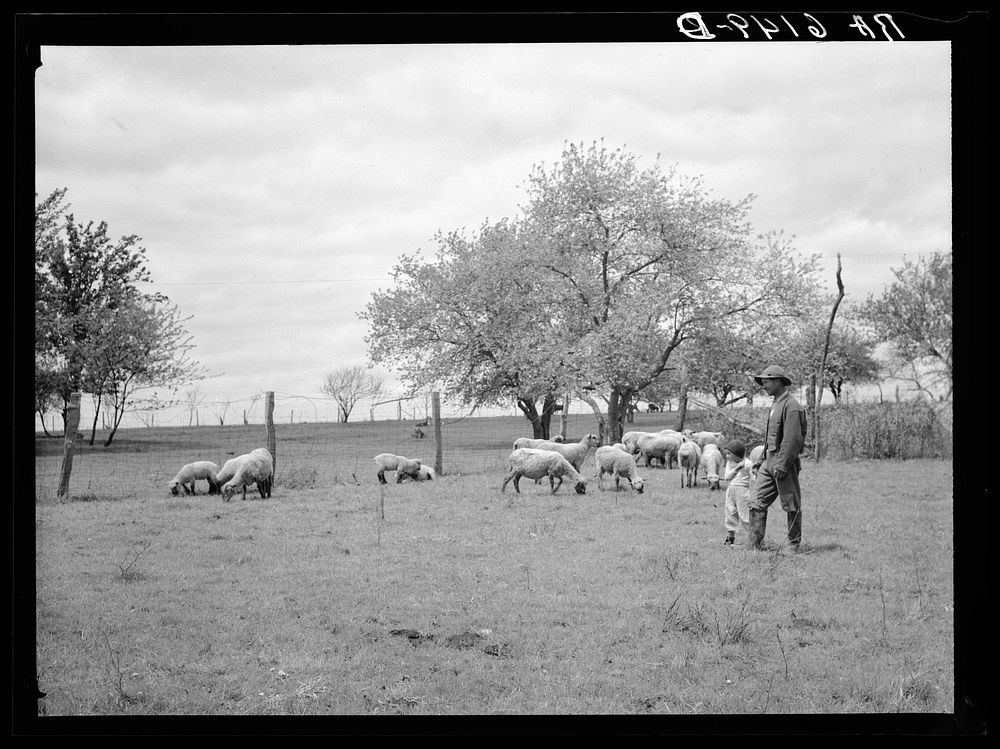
[34,376,946,435]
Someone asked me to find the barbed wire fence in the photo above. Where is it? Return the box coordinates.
[35,382,952,502]
[35,389,531,501]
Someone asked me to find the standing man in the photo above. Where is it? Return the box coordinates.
[748,365,807,551]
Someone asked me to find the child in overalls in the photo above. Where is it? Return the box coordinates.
[722,439,754,545]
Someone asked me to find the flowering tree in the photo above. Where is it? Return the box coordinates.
[363,142,824,443]
[860,251,952,399]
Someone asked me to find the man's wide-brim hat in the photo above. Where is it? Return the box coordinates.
[753,364,792,386]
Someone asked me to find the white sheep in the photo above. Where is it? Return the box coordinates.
[399,464,436,482]
[678,440,703,488]
[657,429,687,441]
[512,437,548,450]
[167,461,221,496]
[635,432,683,469]
[525,434,600,473]
[684,430,726,450]
[373,453,423,484]
[221,448,274,501]
[621,431,653,454]
[699,443,726,491]
[594,445,645,493]
[216,454,247,487]
[501,448,588,496]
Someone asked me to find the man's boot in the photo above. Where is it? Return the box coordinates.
[747,508,767,550]
[786,509,802,549]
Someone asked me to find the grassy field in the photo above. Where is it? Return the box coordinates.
[28,413,960,724]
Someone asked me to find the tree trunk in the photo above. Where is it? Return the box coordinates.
[104,402,126,447]
[576,392,608,445]
[606,387,634,445]
[516,397,546,439]
[676,365,690,431]
[56,393,82,498]
[88,394,102,446]
[815,253,846,463]
[539,393,558,440]
[37,409,53,437]
[806,373,817,443]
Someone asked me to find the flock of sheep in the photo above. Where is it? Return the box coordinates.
[167,447,274,501]
[166,426,766,502]
[501,428,766,499]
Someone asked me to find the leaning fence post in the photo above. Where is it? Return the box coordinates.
[265,391,276,478]
[56,392,82,498]
[432,391,443,475]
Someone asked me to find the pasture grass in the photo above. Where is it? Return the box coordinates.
[30,417,957,721]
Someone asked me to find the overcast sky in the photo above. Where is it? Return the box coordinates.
[33,40,952,425]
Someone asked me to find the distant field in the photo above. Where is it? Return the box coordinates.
[33,416,955,717]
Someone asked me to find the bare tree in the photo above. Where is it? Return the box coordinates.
[183,386,204,427]
[320,365,384,423]
[815,254,846,463]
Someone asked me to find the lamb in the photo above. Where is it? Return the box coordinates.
[167,461,221,496]
[524,433,600,473]
[678,440,703,488]
[373,453,423,484]
[699,443,726,491]
[634,432,683,469]
[220,448,273,501]
[594,445,645,493]
[399,464,436,482]
[501,448,588,496]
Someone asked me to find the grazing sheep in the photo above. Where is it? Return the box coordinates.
[373,453,423,484]
[635,432,683,469]
[501,448,588,496]
[399,464,436,482]
[525,434,600,473]
[221,448,274,501]
[699,443,726,490]
[168,461,221,496]
[678,440,703,488]
[594,445,645,493]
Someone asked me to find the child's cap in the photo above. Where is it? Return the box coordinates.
[724,439,746,459]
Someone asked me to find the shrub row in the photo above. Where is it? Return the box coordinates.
[693,400,952,461]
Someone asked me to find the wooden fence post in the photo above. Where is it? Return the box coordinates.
[265,391,276,478]
[56,392,82,498]
[432,391,443,475]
